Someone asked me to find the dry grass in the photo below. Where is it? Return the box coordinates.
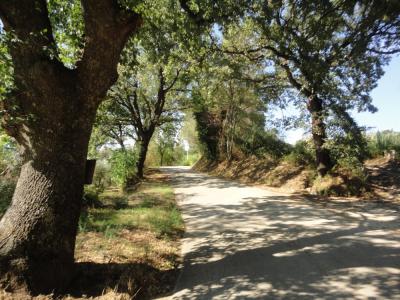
[196,155,400,204]
[196,156,314,192]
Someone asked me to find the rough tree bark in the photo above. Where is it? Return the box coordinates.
[0,0,141,294]
[136,133,152,179]
[280,62,333,177]
[307,95,332,176]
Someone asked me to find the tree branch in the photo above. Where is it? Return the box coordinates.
[77,0,142,98]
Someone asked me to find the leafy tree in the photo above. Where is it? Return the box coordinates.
[102,56,185,178]
[190,49,274,161]
[218,0,400,175]
[0,0,141,292]
[110,148,137,187]
[97,11,193,178]
[154,122,179,166]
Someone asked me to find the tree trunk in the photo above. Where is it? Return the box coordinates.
[160,150,165,166]
[136,134,152,179]
[0,1,141,293]
[307,95,332,176]
[0,102,95,294]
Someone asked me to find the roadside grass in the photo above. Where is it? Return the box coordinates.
[78,181,183,238]
[73,170,184,299]
[0,170,184,300]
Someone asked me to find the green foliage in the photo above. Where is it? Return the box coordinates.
[47,0,84,67]
[91,160,112,193]
[283,140,315,166]
[326,131,368,179]
[367,130,400,158]
[176,152,201,166]
[336,156,367,183]
[0,30,13,103]
[79,180,184,238]
[0,133,19,174]
[82,186,103,208]
[110,149,138,188]
[237,129,291,158]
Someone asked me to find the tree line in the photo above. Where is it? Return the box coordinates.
[0,0,399,294]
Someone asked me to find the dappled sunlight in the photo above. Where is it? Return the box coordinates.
[338,229,400,248]
[273,243,333,257]
[165,167,400,299]
[311,267,400,300]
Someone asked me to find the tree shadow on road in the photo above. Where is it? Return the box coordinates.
[170,169,400,299]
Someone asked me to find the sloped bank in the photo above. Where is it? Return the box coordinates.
[193,156,400,203]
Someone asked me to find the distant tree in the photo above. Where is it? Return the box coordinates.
[154,122,179,166]
[190,50,271,161]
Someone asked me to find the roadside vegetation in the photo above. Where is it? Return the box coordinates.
[1,170,183,299]
[195,130,400,200]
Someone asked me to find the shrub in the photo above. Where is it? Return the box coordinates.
[82,186,103,208]
[236,130,291,158]
[283,140,315,166]
[311,172,367,197]
[92,160,111,193]
[110,149,137,188]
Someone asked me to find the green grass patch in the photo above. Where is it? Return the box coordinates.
[79,178,184,239]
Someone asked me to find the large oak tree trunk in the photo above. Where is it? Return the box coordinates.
[0,0,141,294]
[0,114,93,294]
[307,95,332,176]
[0,72,98,293]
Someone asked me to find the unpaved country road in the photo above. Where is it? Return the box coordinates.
[162,167,400,300]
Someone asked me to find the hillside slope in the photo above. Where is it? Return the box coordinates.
[194,156,400,203]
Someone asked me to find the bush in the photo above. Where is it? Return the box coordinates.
[82,186,103,208]
[0,180,15,216]
[236,130,291,158]
[311,172,367,197]
[90,160,111,193]
[283,140,315,166]
[110,149,137,188]
[367,130,400,159]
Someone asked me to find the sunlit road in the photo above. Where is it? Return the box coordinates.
[161,167,400,300]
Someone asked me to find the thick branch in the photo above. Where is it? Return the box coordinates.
[77,0,142,99]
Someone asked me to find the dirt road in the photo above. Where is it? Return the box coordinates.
[163,167,400,300]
